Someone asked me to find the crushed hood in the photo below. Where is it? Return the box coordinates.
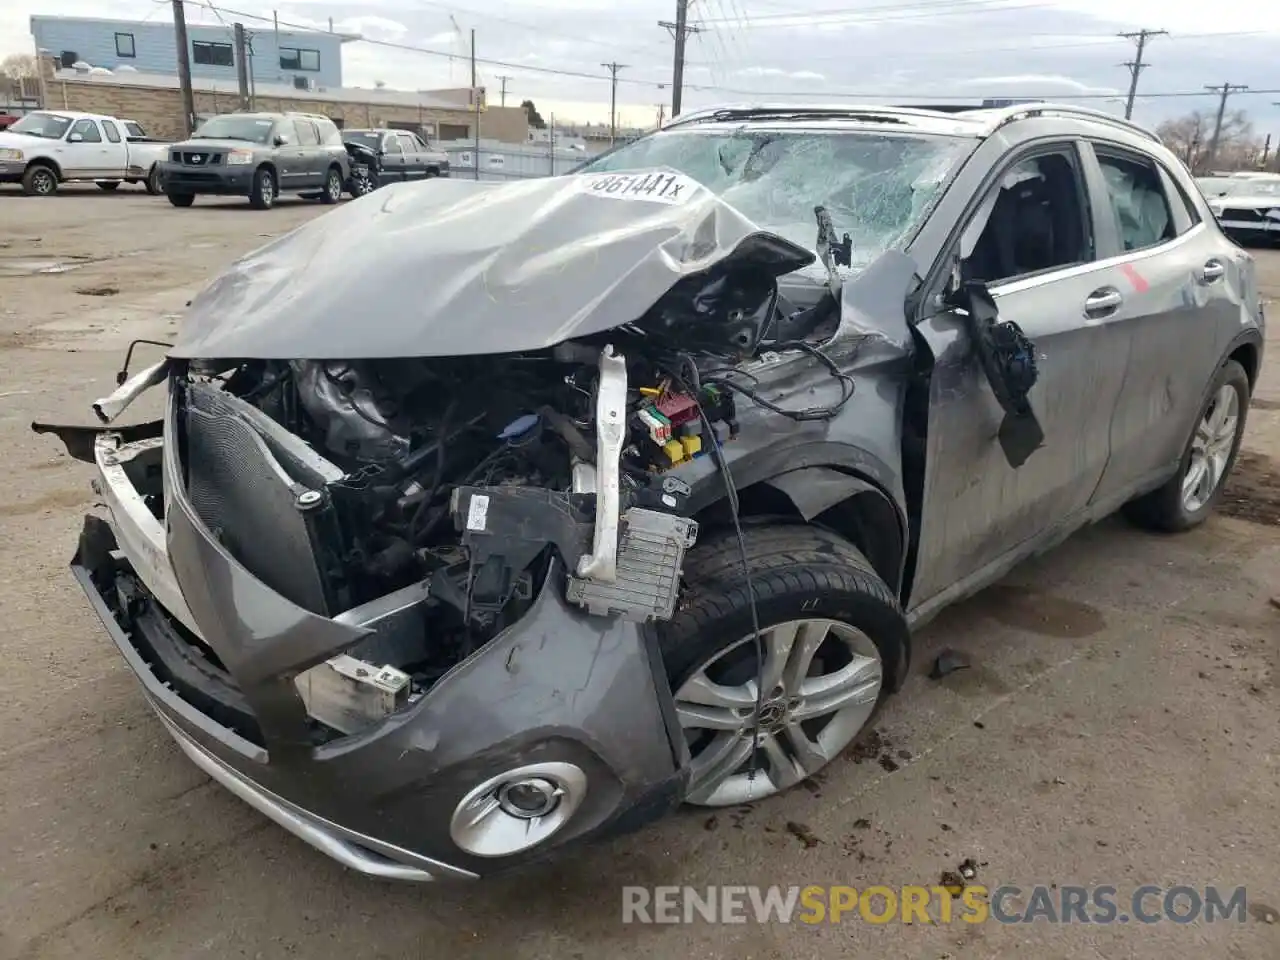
[169,169,815,360]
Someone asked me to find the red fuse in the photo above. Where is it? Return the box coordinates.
[656,392,699,426]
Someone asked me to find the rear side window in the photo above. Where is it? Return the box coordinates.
[315,117,342,145]
[101,120,121,143]
[1095,153,1176,252]
[293,120,319,146]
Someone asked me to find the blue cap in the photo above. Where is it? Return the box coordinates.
[498,413,541,441]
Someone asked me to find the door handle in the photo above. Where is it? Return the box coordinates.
[1084,288,1123,317]
[1199,260,1225,283]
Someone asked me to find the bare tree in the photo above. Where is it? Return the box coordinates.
[1,53,37,80]
[1157,109,1262,173]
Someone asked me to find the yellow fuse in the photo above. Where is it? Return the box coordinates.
[662,439,686,464]
[680,435,702,458]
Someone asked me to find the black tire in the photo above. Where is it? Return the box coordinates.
[249,167,276,210]
[320,165,343,204]
[96,180,121,192]
[145,166,162,196]
[659,524,909,802]
[167,193,195,207]
[1122,359,1250,532]
[425,167,439,178]
[21,163,58,197]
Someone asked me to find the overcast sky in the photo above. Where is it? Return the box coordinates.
[4,0,1279,134]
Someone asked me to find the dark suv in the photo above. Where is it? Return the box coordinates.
[160,111,350,210]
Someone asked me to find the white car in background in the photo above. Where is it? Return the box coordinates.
[0,110,171,196]
[1196,173,1280,246]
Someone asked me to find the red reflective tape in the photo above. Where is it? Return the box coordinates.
[1120,263,1149,293]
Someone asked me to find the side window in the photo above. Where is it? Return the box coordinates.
[101,120,121,143]
[412,134,429,151]
[70,119,102,143]
[384,135,404,155]
[961,149,1092,285]
[1162,167,1202,230]
[315,118,342,145]
[397,133,418,153]
[124,121,145,139]
[1095,153,1176,252]
[293,120,320,146]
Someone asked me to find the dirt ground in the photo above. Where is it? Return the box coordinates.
[1,186,1278,960]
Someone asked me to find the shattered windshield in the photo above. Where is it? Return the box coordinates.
[578,127,973,277]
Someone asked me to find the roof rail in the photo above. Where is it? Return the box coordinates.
[979,102,1161,144]
[662,102,962,129]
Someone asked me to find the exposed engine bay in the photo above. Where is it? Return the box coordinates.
[164,230,862,733]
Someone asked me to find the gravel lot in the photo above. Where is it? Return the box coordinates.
[2,187,1278,960]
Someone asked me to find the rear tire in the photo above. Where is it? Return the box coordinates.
[1122,359,1250,532]
[96,181,121,192]
[249,167,276,210]
[321,165,343,204]
[21,163,58,196]
[145,166,162,196]
[660,525,909,807]
[167,193,195,207]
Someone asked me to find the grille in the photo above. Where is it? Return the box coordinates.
[184,383,332,614]
[180,151,222,165]
[1221,207,1267,223]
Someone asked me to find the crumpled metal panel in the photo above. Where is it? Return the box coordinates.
[167,170,813,360]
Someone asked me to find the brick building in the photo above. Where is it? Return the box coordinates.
[40,67,529,144]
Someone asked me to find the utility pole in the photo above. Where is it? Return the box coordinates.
[601,62,627,144]
[233,23,250,110]
[1118,28,1165,120]
[659,0,701,119]
[171,0,196,136]
[1205,82,1248,170]
[496,74,511,107]
[471,29,480,181]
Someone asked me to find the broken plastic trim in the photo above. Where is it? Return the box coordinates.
[93,358,170,424]
[576,345,627,584]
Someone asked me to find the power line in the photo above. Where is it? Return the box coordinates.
[697,0,1046,25]
[1119,28,1166,120]
[165,1,1280,106]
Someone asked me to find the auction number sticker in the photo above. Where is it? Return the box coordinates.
[578,171,699,204]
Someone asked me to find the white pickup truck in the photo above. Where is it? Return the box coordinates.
[0,110,171,196]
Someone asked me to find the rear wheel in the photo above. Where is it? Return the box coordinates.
[95,180,121,192]
[249,167,276,209]
[321,165,343,203]
[1122,359,1250,532]
[145,165,162,196]
[660,525,908,807]
[167,193,195,207]
[21,164,58,196]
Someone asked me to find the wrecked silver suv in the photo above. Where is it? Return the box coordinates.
[36,103,1262,881]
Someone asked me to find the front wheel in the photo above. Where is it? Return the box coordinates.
[21,164,58,196]
[249,167,276,209]
[1122,358,1250,532]
[660,526,908,807]
[320,166,343,204]
[348,164,376,197]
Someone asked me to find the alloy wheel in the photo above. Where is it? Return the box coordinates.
[1182,383,1240,513]
[673,618,884,807]
[31,169,56,195]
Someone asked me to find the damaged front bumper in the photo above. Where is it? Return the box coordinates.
[73,422,690,881]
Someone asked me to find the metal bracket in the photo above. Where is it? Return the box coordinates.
[576,344,627,583]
